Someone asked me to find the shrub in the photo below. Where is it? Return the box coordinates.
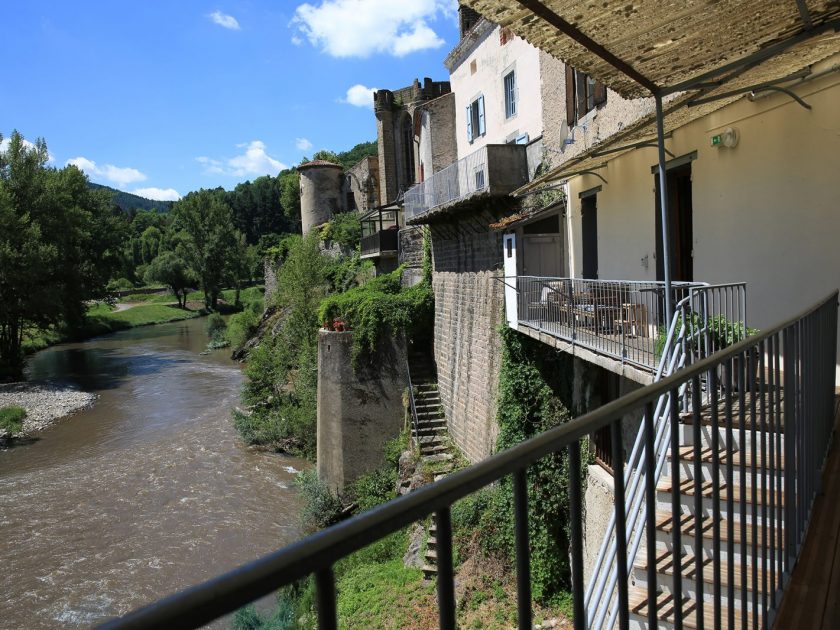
[0,406,26,434]
[107,277,135,291]
[350,467,397,512]
[318,269,434,363]
[320,211,361,250]
[296,469,344,533]
[227,308,259,350]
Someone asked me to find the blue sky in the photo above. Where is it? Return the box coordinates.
[0,1,460,200]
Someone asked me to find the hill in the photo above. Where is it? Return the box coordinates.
[89,183,173,213]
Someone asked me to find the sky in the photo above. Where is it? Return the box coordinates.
[0,1,461,200]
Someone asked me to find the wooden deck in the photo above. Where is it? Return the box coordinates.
[773,400,840,629]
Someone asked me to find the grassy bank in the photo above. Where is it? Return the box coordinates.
[22,303,202,354]
[21,286,265,356]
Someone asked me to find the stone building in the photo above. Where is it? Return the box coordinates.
[404,9,556,463]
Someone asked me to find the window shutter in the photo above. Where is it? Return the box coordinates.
[565,65,576,126]
[594,80,607,106]
[477,95,486,136]
[576,70,588,121]
[466,105,473,142]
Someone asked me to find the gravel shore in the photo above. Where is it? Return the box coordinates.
[0,381,97,438]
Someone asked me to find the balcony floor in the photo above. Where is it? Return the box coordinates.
[517,317,659,384]
[773,394,840,629]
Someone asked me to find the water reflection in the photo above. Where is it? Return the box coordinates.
[0,318,306,628]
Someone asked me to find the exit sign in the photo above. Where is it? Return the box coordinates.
[711,134,723,146]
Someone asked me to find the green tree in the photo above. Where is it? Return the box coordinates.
[170,189,238,310]
[144,251,195,308]
[279,169,301,232]
[0,131,122,379]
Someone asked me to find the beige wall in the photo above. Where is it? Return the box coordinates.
[450,24,543,159]
[565,61,840,370]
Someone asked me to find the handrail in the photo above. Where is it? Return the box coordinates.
[98,290,838,630]
[405,347,420,447]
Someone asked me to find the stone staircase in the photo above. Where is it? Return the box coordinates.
[627,388,785,629]
[406,349,454,580]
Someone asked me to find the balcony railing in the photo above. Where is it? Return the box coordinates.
[511,276,748,373]
[96,291,838,629]
[405,144,528,222]
[360,229,398,258]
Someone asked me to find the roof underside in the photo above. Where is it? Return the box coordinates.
[461,0,840,98]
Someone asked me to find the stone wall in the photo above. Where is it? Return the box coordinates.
[430,207,507,463]
[263,256,279,307]
[347,155,379,214]
[316,330,408,491]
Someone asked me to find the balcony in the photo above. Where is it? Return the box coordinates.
[508,277,748,379]
[360,207,399,260]
[360,229,398,258]
[405,144,528,223]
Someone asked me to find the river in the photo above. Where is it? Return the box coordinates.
[0,317,308,628]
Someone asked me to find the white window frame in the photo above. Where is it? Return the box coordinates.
[465,94,486,143]
[504,69,517,119]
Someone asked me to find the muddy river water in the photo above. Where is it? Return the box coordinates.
[0,317,307,628]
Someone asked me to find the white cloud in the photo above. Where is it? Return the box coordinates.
[66,157,147,187]
[1,137,55,162]
[295,137,313,151]
[209,10,240,30]
[292,0,455,58]
[133,187,181,201]
[197,140,287,178]
[342,84,377,108]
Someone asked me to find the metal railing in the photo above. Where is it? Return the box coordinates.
[98,292,837,630]
[405,146,488,221]
[513,277,744,371]
[583,283,746,628]
[405,353,420,446]
[360,229,399,258]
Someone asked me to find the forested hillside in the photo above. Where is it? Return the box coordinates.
[88,183,173,213]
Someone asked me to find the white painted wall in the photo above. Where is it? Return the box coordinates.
[449,24,543,160]
[565,58,840,373]
[418,109,434,181]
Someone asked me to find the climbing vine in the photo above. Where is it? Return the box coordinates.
[454,326,587,604]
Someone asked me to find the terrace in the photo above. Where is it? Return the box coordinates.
[404,144,529,224]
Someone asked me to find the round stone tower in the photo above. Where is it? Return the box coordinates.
[298,160,344,235]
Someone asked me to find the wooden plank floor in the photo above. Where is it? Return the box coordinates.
[773,403,840,629]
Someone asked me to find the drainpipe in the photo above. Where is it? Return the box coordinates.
[654,94,674,323]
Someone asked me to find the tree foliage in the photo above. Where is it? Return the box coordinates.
[170,189,240,310]
[144,251,195,308]
[0,131,123,379]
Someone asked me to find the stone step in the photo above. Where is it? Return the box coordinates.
[418,435,445,445]
[415,426,446,436]
[422,452,453,463]
[679,388,787,433]
[422,564,437,580]
[425,548,437,561]
[421,444,448,456]
[427,536,437,549]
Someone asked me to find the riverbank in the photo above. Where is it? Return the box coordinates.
[22,302,204,356]
[0,381,96,441]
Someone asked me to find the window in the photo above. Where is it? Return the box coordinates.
[504,70,517,119]
[465,95,485,143]
[565,66,607,125]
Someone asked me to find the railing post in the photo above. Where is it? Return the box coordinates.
[783,327,796,574]
[436,508,456,630]
[513,469,532,630]
[315,568,338,630]
[569,442,587,630]
[612,419,630,630]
